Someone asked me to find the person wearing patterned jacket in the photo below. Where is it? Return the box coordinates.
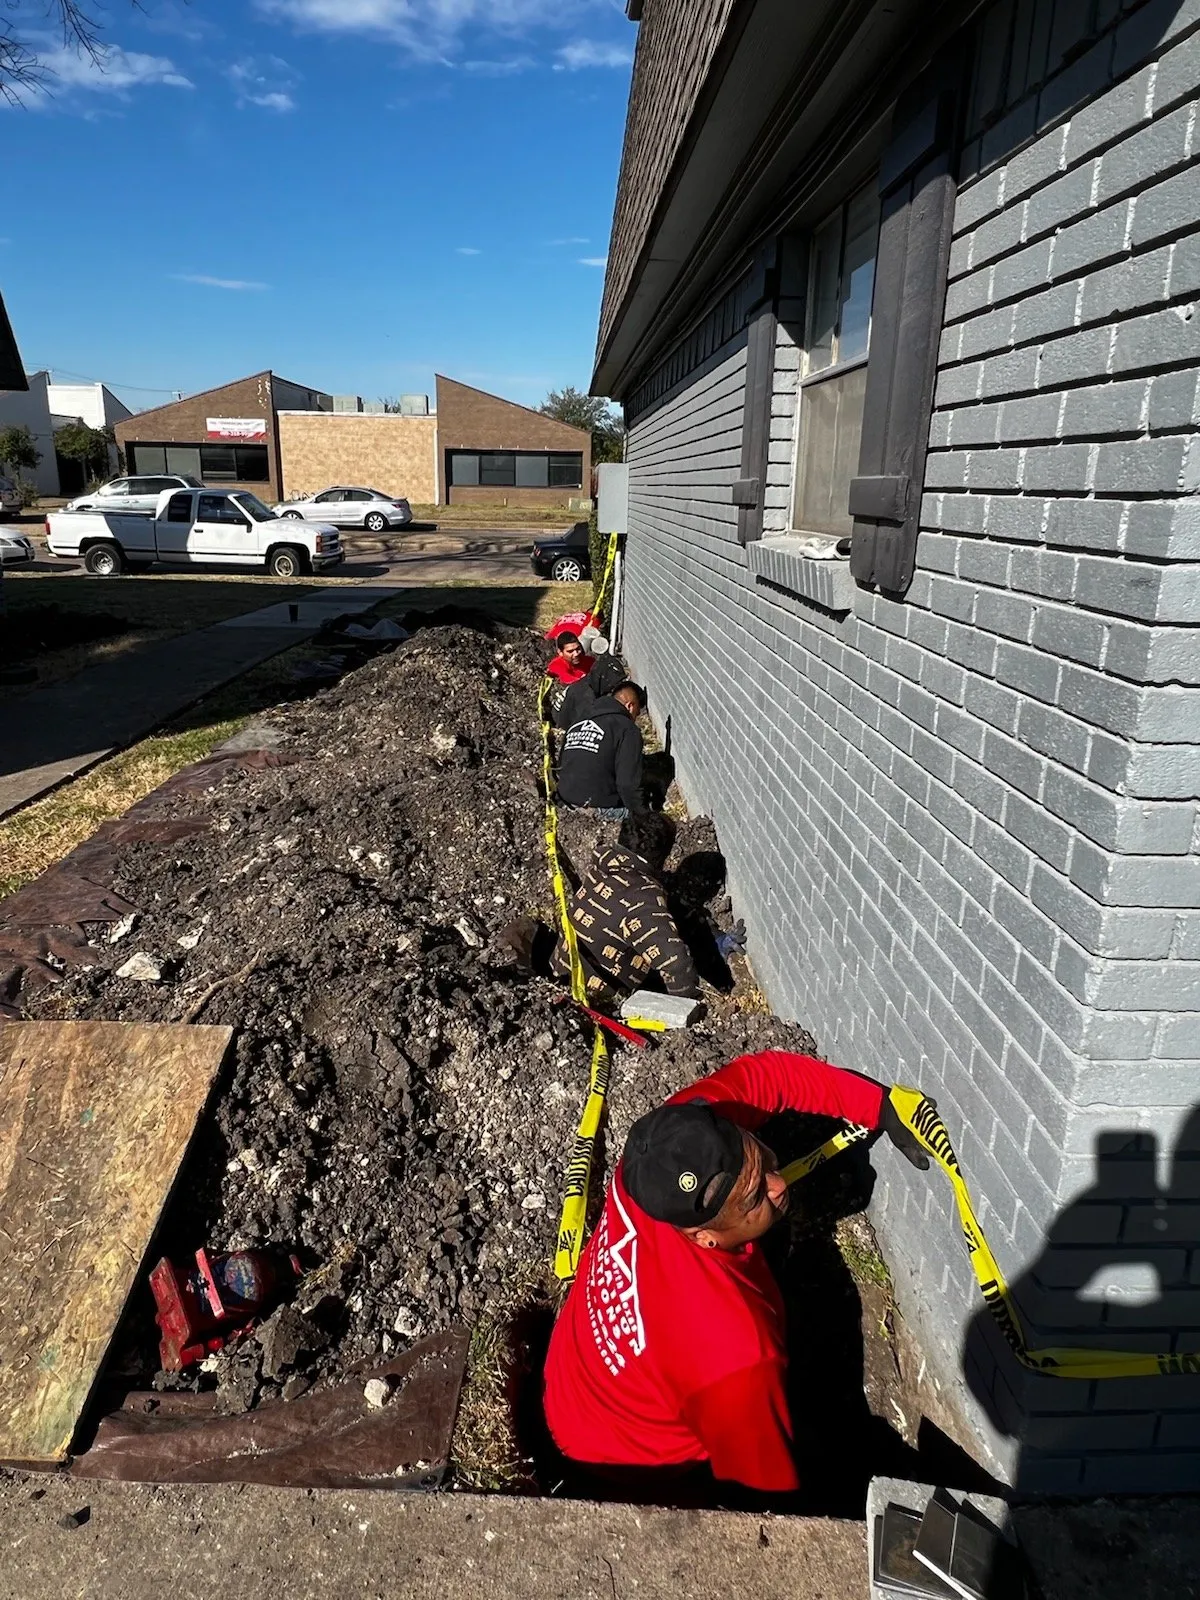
[552,812,698,1000]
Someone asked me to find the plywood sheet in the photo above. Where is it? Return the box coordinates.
[0,1022,232,1466]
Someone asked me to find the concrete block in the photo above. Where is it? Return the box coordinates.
[1018,700,1090,773]
[979,347,1040,399]
[992,237,1055,303]
[1049,200,1132,278]
[1058,375,1146,438]
[1004,127,1069,205]
[995,638,1063,701]
[982,728,1046,802]
[974,588,1035,643]
[1036,328,1114,391]
[1030,603,1108,668]
[1063,65,1154,167]
[1092,437,1192,494]
[1113,0,1200,80]
[986,495,1048,542]
[1014,281,1082,344]
[1111,305,1200,377]
[948,402,1001,447]
[966,675,1021,736]
[1158,1013,1200,1058]
[934,362,983,407]
[943,266,994,322]
[1078,244,1171,325]
[1026,163,1098,241]
[1147,370,1200,432]
[970,203,1027,269]
[998,393,1062,441]
[923,450,969,489]
[1095,105,1195,208]
[620,991,703,1029]
[958,304,1017,361]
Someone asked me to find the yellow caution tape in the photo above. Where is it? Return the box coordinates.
[540,532,623,1279]
[785,1086,1200,1380]
[623,1016,668,1033]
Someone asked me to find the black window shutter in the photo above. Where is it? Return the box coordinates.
[736,241,780,546]
[850,52,963,594]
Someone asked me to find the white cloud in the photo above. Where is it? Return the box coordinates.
[455,247,482,256]
[257,0,618,65]
[18,42,193,105]
[554,39,633,70]
[461,56,535,76]
[229,57,300,112]
[172,274,271,292]
[546,236,590,246]
[578,256,608,268]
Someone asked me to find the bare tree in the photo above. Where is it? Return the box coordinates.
[0,2,144,105]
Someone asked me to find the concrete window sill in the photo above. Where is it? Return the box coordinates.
[748,536,856,614]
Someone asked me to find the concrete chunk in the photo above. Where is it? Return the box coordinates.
[620,990,702,1029]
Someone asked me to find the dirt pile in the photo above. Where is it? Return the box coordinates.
[22,615,818,1412]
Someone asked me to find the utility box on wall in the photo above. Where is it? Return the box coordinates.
[597,463,628,534]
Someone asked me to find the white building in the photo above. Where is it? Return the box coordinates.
[0,370,59,496]
[46,380,132,432]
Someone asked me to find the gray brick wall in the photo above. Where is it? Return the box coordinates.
[619,1,1200,1494]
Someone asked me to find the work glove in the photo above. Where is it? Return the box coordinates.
[715,919,747,958]
[880,1093,932,1170]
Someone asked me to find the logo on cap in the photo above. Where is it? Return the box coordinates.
[678,1171,697,1193]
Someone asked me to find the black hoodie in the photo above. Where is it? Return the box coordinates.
[556,696,645,812]
[553,654,628,730]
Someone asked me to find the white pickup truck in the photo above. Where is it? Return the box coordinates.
[45,488,344,578]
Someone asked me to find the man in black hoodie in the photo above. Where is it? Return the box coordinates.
[556,680,647,818]
[553,654,628,731]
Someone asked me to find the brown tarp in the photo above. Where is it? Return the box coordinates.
[71,1329,469,1490]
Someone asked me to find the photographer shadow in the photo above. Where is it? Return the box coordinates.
[964,1107,1200,1498]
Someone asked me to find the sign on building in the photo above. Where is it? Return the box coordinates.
[206,418,267,441]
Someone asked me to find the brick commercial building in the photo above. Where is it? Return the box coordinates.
[278,410,438,504]
[436,374,590,508]
[597,0,1200,1493]
[115,373,332,502]
[117,372,588,510]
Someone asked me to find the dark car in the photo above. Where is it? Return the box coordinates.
[530,521,591,583]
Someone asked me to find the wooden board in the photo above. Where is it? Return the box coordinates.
[0,1022,232,1466]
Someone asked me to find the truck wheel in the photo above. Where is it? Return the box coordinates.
[83,542,124,577]
[267,545,306,578]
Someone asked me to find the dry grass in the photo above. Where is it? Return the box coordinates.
[407,504,581,530]
[450,1259,558,1492]
[376,581,592,634]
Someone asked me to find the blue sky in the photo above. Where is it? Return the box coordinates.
[0,0,634,414]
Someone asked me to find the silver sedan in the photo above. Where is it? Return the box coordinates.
[275,486,413,532]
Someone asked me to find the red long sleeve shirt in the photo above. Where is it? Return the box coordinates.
[545,653,594,688]
[543,1051,884,1493]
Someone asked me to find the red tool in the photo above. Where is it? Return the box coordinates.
[150,1248,302,1371]
[553,994,648,1048]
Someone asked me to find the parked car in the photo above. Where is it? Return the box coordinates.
[275,486,413,532]
[65,474,204,515]
[530,522,591,583]
[0,530,34,564]
[46,488,343,577]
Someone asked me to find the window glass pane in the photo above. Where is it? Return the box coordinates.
[233,445,269,482]
[166,493,193,523]
[515,454,549,488]
[450,453,479,486]
[805,214,841,374]
[314,489,341,503]
[200,445,237,481]
[793,365,868,538]
[165,446,202,479]
[548,452,583,487]
[132,445,166,474]
[479,453,516,487]
[837,185,880,363]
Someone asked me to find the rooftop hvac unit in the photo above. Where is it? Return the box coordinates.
[333,395,363,413]
[400,394,429,415]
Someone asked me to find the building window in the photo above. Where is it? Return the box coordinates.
[792,183,880,539]
[448,450,583,490]
[130,442,269,482]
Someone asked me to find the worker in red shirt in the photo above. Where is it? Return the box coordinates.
[543,1050,933,1501]
[544,631,594,724]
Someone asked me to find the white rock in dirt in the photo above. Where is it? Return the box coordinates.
[521,1192,546,1212]
[107,914,138,944]
[363,1377,395,1409]
[115,952,163,983]
[367,851,390,873]
[176,929,203,950]
[533,1032,554,1053]
[453,917,483,948]
[273,836,298,855]
[430,728,457,756]
[393,1307,423,1339]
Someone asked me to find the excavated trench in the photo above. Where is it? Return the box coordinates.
[9,611,948,1508]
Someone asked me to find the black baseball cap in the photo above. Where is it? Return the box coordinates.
[621,1102,746,1227]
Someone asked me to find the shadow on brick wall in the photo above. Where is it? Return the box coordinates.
[964,1109,1200,1496]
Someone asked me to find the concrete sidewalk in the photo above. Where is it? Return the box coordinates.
[0,1475,867,1600]
[0,587,394,818]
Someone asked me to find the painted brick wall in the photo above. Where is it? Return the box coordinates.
[619,1,1200,1493]
[278,413,437,503]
